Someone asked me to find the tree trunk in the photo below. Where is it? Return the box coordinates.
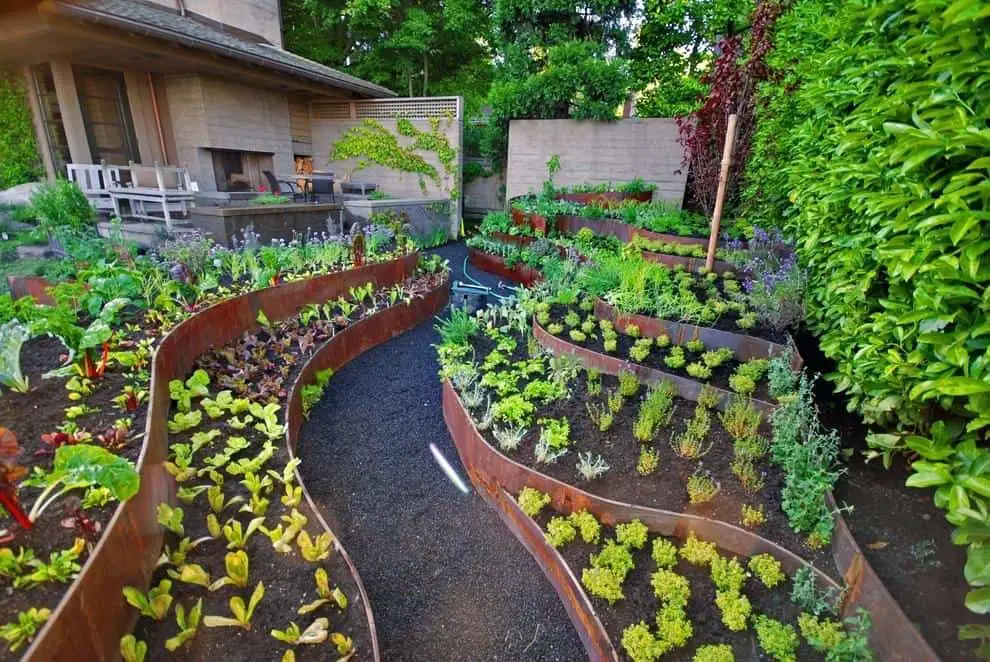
[422,53,429,96]
[408,73,413,97]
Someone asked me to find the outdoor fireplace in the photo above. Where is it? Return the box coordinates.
[209,149,274,192]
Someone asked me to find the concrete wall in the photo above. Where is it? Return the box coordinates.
[506,118,687,205]
[163,74,293,192]
[464,172,504,218]
[146,0,282,47]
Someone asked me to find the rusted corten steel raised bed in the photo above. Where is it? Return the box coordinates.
[442,378,940,662]
[21,253,420,662]
[7,275,62,305]
[595,298,803,371]
[555,191,654,206]
[555,215,711,248]
[510,207,551,236]
[467,247,543,286]
[488,231,537,247]
[283,275,450,662]
[532,318,778,416]
[640,250,736,275]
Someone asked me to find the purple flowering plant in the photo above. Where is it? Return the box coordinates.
[726,227,806,332]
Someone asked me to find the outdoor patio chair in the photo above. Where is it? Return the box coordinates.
[263,170,305,202]
[310,172,335,203]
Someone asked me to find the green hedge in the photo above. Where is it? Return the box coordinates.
[743,0,988,438]
[0,71,42,190]
[741,0,989,616]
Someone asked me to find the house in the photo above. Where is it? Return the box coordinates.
[0,0,396,196]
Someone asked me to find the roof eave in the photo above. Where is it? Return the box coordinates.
[49,1,396,98]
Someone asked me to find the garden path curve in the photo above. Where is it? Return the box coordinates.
[297,243,585,661]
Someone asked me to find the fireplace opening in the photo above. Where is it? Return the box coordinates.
[209,149,274,192]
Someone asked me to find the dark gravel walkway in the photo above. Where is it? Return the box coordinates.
[297,243,585,661]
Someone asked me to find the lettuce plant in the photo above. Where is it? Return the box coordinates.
[168,410,202,434]
[297,530,333,562]
[298,567,348,615]
[0,320,30,393]
[122,579,173,620]
[156,503,184,536]
[119,635,147,662]
[13,538,85,588]
[26,444,139,523]
[204,581,265,630]
[208,550,249,591]
[168,369,210,412]
[223,516,265,550]
[164,599,203,651]
[167,563,211,588]
[0,607,50,652]
[271,617,329,645]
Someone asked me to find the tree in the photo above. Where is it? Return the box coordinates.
[282,0,493,108]
[630,0,753,118]
[0,72,42,190]
[482,0,637,165]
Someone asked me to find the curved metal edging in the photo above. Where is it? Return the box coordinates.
[442,379,941,662]
[556,191,653,206]
[22,253,420,662]
[555,215,709,247]
[467,247,543,286]
[640,250,735,275]
[533,318,778,415]
[594,298,803,371]
[284,278,451,662]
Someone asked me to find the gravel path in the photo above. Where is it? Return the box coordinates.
[297,243,585,661]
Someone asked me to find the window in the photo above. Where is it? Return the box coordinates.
[31,64,70,176]
[73,67,139,166]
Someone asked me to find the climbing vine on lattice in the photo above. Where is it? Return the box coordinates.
[331,117,458,197]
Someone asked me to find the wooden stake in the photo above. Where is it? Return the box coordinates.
[706,113,738,271]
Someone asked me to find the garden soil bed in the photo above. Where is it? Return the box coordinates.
[535,513,824,661]
[796,331,988,661]
[546,304,777,405]
[0,334,149,662]
[595,299,796,360]
[467,346,832,574]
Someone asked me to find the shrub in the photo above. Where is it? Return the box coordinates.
[693,644,734,662]
[651,538,678,569]
[517,487,550,517]
[715,589,751,632]
[650,569,690,606]
[618,370,639,397]
[753,615,799,662]
[741,503,766,529]
[615,520,649,549]
[636,446,659,475]
[29,179,93,236]
[544,516,576,548]
[679,533,718,566]
[581,566,624,604]
[592,539,636,580]
[747,553,785,588]
[569,510,601,544]
[621,622,667,662]
[0,73,42,189]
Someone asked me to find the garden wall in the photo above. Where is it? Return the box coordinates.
[505,118,687,204]
[310,97,463,234]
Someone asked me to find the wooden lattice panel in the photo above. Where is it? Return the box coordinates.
[312,97,460,121]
